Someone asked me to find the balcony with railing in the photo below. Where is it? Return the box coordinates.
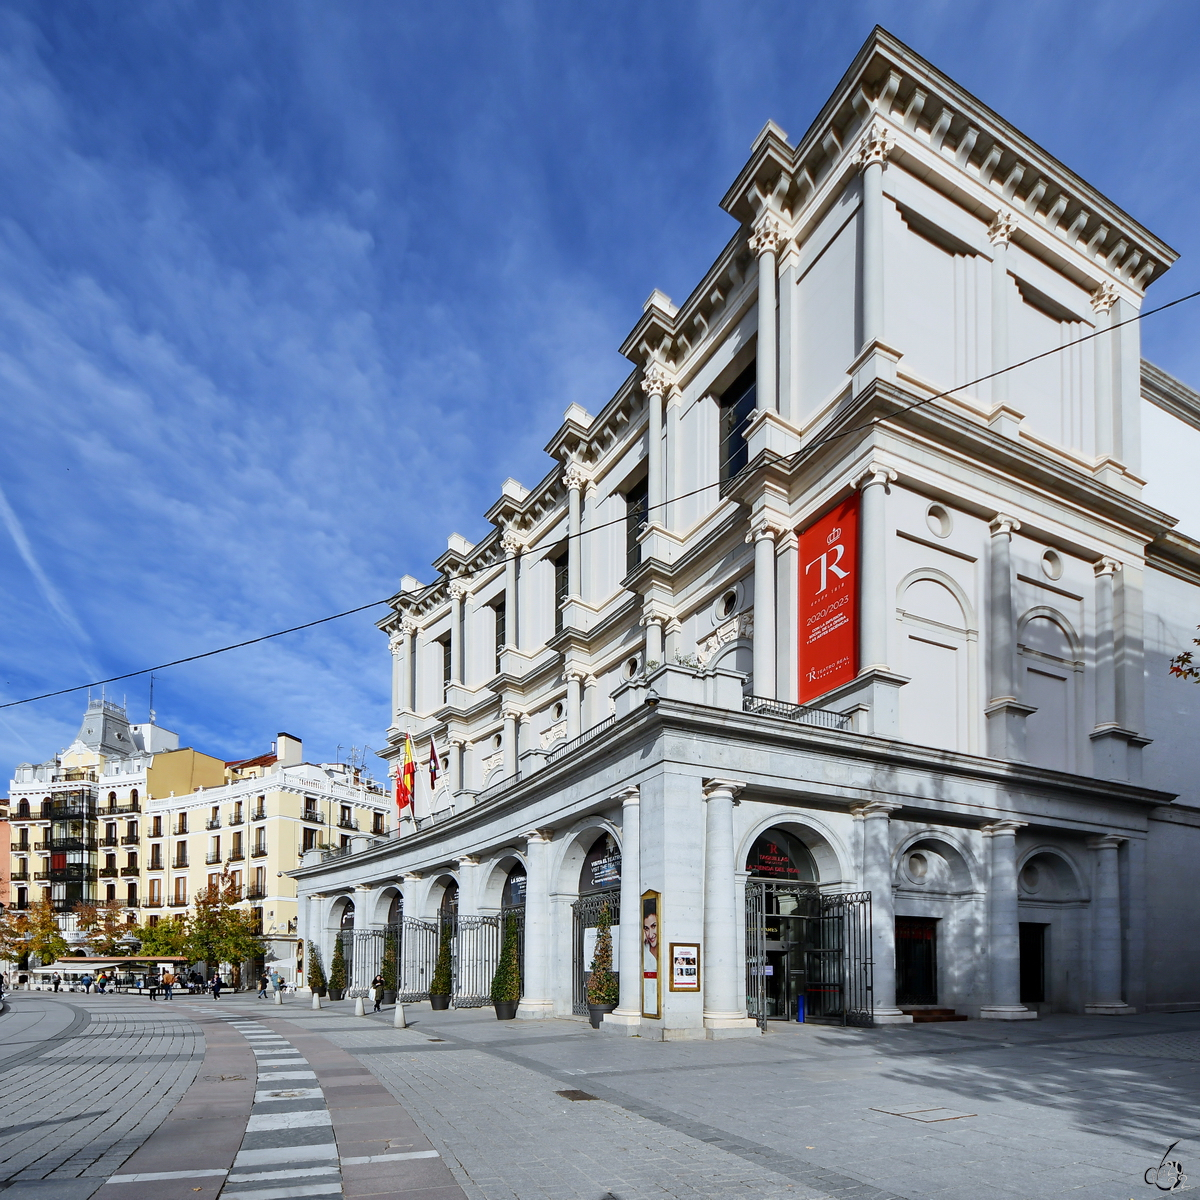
[337,817,359,831]
[205,818,221,830]
[251,806,267,821]
[50,837,98,852]
[302,810,325,824]
[167,894,189,907]
[33,871,50,881]
[120,866,140,877]
[121,834,140,846]
[9,871,29,882]
[227,850,245,862]
[245,887,266,900]
[173,856,189,869]
[99,867,119,878]
[228,814,244,826]
[251,846,268,858]
[100,836,119,847]
[741,695,854,730]
[144,898,163,908]
[205,851,222,864]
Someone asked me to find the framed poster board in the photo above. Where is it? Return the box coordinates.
[798,493,860,704]
[668,942,700,992]
[641,890,660,1018]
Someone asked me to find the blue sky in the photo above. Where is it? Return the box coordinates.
[1,0,1198,776]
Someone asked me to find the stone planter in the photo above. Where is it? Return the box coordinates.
[430,995,451,1010]
[327,987,344,1001]
[588,1002,617,1029]
[382,990,397,1005]
[494,1000,519,1020]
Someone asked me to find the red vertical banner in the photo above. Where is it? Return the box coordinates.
[797,493,860,704]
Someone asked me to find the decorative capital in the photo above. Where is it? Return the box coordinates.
[388,633,404,654]
[852,121,894,171]
[989,514,1021,539]
[448,579,470,601]
[401,616,419,637]
[1086,834,1125,851]
[610,784,640,806]
[564,666,588,684]
[562,461,589,492]
[523,827,553,845]
[1090,280,1119,314]
[402,871,422,883]
[456,855,480,868]
[855,461,897,491]
[748,212,786,259]
[640,361,674,399]
[987,209,1018,247]
[448,735,467,748]
[746,512,789,545]
[702,777,746,801]
[1094,557,1122,578]
[502,704,526,722]
[982,819,1027,837]
[640,603,671,630]
[500,529,524,556]
[850,800,900,819]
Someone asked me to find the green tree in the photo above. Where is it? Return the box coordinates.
[490,915,521,1005]
[328,935,347,993]
[74,899,129,955]
[133,915,190,956]
[586,904,619,1006]
[307,941,327,995]
[430,921,453,996]
[380,930,398,993]
[187,872,264,988]
[21,897,68,966]
[0,906,29,966]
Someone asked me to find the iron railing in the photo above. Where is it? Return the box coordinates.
[572,890,620,1015]
[547,715,617,766]
[743,696,853,730]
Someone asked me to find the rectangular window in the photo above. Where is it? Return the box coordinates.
[553,549,569,636]
[441,637,451,694]
[493,600,506,673]
[372,811,384,835]
[151,816,162,838]
[150,845,162,870]
[719,362,757,481]
[625,478,649,576]
[176,813,188,835]
[302,827,317,852]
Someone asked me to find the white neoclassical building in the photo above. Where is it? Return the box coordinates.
[294,28,1200,1037]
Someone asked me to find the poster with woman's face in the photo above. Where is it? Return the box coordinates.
[642,892,660,1018]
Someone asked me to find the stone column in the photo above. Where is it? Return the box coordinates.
[988,211,1016,408]
[702,779,758,1037]
[664,390,682,531]
[1091,282,1118,459]
[583,674,599,731]
[401,618,417,712]
[1086,835,1134,1014]
[565,671,584,741]
[1094,559,1120,730]
[518,828,554,1019]
[857,463,896,673]
[388,633,404,726]
[855,123,892,350]
[502,707,520,779]
[502,529,522,650]
[564,463,586,599]
[642,609,665,668]
[351,883,373,994]
[456,856,480,917]
[985,515,1034,758]
[604,786,642,1034]
[750,213,784,413]
[853,801,909,1022]
[448,580,467,686]
[448,737,465,795]
[980,820,1036,1019]
[749,519,781,699]
[642,363,670,526]
[664,617,682,667]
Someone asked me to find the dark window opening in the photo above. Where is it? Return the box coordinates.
[1019,923,1047,1004]
[553,549,569,636]
[440,637,451,695]
[493,600,506,673]
[719,362,757,481]
[624,478,649,576]
[895,916,939,1006]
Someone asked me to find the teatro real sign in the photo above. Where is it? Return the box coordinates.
[798,494,859,704]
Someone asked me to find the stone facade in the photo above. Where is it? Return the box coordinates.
[293,28,1200,1035]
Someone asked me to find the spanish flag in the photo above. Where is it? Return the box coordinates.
[396,735,416,812]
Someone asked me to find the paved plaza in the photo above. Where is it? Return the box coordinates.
[2,992,1200,1199]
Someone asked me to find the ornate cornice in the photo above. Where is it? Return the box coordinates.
[1090,280,1119,314]
[748,212,786,258]
[640,361,675,399]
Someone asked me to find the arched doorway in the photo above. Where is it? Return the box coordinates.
[572,832,621,1015]
[744,824,871,1028]
[500,862,526,1000]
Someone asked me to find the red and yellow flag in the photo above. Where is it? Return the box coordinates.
[395,735,416,812]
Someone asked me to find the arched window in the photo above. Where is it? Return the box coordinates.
[40,800,52,818]
[746,829,817,882]
[17,800,29,818]
[130,789,139,804]
[108,792,117,804]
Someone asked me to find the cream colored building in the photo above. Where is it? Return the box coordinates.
[7,703,390,985]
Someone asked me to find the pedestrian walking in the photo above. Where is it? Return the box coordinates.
[81,973,93,994]
[162,971,174,1000]
[270,972,283,1000]
[51,972,61,993]
[257,973,269,1000]
[96,973,107,994]
[211,976,223,1000]
[371,974,386,1012]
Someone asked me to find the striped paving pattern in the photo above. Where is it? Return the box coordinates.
[219,1018,343,1200]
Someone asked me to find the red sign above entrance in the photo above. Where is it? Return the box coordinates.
[797,493,860,704]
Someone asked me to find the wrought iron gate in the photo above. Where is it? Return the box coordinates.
[452,914,501,1007]
[572,890,620,1015]
[745,882,873,1029]
[397,916,439,1002]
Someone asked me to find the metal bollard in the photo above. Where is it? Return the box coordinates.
[354,996,366,1017]
[393,1002,406,1029]
[274,990,283,1005]
[311,991,321,1010]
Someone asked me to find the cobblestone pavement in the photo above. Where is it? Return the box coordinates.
[7,992,1200,1200]
[273,1000,1200,1200]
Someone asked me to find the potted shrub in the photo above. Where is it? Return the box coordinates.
[490,914,521,1020]
[327,936,347,1001]
[380,930,398,1005]
[429,922,453,1010]
[586,904,619,1029]
[307,941,327,997]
